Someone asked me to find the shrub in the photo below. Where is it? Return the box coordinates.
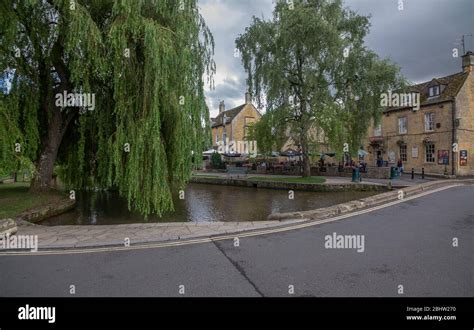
[211,152,222,169]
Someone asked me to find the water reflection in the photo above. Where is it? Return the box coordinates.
[40,183,380,225]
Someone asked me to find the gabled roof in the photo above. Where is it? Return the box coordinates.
[384,71,469,113]
[211,104,245,127]
[427,78,443,87]
[211,100,262,128]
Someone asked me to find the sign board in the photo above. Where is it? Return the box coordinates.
[460,150,468,166]
[438,150,449,165]
[412,146,418,158]
[388,151,396,163]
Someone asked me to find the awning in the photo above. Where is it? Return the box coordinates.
[369,136,384,145]
[202,149,217,155]
[281,149,302,157]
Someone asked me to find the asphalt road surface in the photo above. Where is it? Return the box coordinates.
[1,185,472,297]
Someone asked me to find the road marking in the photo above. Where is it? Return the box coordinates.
[0,184,465,256]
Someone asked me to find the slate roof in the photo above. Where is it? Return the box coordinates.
[211,104,246,127]
[384,71,469,113]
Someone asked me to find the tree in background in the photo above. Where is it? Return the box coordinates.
[0,0,215,216]
[236,0,405,176]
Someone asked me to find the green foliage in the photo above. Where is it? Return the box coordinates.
[236,0,405,158]
[247,110,287,156]
[0,93,37,177]
[0,0,215,217]
[210,152,222,169]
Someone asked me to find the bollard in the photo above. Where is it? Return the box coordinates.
[411,168,414,180]
[422,168,425,179]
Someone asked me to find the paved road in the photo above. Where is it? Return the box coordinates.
[1,185,472,297]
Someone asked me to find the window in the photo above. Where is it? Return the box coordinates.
[428,85,440,97]
[424,113,434,131]
[374,123,382,137]
[244,117,255,126]
[399,145,407,162]
[425,144,435,163]
[216,132,219,144]
[223,131,227,143]
[398,117,407,134]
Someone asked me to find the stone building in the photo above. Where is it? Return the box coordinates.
[210,93,330,160]
[279,125,331,161]
[365,52,474,176]
[211,92,262,154]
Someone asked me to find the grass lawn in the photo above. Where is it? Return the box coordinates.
[247,176,326,184]
[192,174,221,178]
[0,182,67,219]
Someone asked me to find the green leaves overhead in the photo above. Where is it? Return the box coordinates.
[0,0,214,217]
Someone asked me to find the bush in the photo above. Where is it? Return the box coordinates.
[211,152,222,169]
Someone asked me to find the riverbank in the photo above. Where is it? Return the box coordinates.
[0,182,76,224]
[190,174,386,192]
[2,179,471,252]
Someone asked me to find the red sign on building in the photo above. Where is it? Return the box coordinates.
[460,150,468,166]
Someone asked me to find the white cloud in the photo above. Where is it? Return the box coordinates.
[199,0,473,116]
[199,0,273,115]
[199,0,247,29]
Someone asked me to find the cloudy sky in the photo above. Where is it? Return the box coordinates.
[198,0,474,117]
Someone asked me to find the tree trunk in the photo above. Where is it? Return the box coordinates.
[301,146,311,177]
[29,109,63,192]
[29,39,75,192]
[300,131,311,177]
[300,124,311,177]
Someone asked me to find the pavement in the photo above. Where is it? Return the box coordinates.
[0,185,472,297]
[323,173,436,186]
[10,219,292,249]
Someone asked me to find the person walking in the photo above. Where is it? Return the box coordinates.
[397,159,404,175]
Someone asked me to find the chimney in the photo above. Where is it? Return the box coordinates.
[245,91,252,104]
[462,51,474,73]
[219,100,225,114]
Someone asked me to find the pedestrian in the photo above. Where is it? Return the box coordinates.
[397,159,403,174]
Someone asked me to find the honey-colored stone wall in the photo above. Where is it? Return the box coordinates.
[454,71,474,176]
[211,104,261,150]
[364,70,473,176]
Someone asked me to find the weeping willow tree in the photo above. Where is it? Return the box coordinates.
[0,82,37,180]
[0,0,214,216]
[236,0,405,176]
